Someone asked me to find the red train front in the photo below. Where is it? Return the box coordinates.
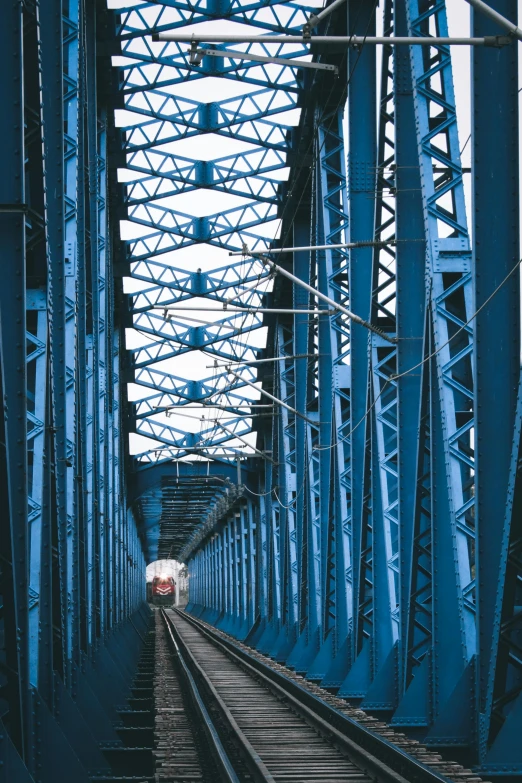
[150,575,176,606]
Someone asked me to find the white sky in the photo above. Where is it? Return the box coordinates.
[146,558,183,580]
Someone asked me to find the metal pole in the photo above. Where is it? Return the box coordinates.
[155,32,511,46]
[464,0,522,40]
[244,249,396,343]
[307,0,348,29]
[157,306,335,314]
[214,421,277,464]
[196,48,338,72]
[229,239,398,255]
[226,367,316,424]
[206,354,317,367]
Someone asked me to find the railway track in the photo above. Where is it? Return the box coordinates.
[156,608,491,783]
[154,610,222,782]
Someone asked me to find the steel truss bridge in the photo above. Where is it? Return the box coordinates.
[0,0,521,779]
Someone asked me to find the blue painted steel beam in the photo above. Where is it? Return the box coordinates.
[472,0,521,769]
[479,371,522,771]
[41,0,71,683]
[345,0,377,699]
[0,0,31,760]
[0,2,148,778]
[394,0,426,703]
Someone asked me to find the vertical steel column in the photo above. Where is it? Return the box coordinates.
[363,2,399,706]
[257,492,269,629]
[98,114,110,633]
[247,502,256,630]
[347,0,377,677]
[394,0,426,700]
[315,168,334,669]
[210,536,216,612]
[286,211,325,672]
[230,516,238,624]
[291,220,317,664]
[224,523,231,617]
[206,540,210,612]
[239,506,248,632]
[86,339,95,641]
[76,7,90,647]
[0,0,30,759]
[218,531,224,615]
[86,0,103,640]
[472,0,521,764]
[29,310,48,687]
[479,373,522,768]
[64,0,81,669]
[317,110,353,688]
[40,0,69,680]
[273,325,298,655]
[24,0,48,700]
[399,0,474,737]
[204,542,209,610]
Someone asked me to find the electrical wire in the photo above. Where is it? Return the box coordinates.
[155,2,381,465]
[390,254,522,383]
[244,484,276,497]
[314,253,522,452]
[229,1,380,467]
[256,0,378,259]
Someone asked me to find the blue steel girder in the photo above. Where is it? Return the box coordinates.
[472,0,521,770]
[125,151,284,203]
[0,0,31,761]
[118,1,310,41]
[130,310,265,359]
[0,0,148,778]
[394,0,475,739]
[129,259,272,308]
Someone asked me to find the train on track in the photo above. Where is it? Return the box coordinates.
[147,575,176,606]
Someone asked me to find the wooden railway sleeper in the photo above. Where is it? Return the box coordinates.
[160,608,241,783]
[163,610,277,783]
[175,610,457,783]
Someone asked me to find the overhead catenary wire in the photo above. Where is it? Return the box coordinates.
[226,366,316,425]
[207,354,319,368]
[242,245,397,344]
[314,254,522,452]
[152,2,378,462]
[158,306,335,314]
[213,420,278,464]
[204,4,380,462]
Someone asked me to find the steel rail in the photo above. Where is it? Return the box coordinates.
[159,609,240,783]
[162,610,277,783]
[174,610,456,783]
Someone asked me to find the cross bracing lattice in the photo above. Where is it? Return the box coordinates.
[116,0,317,468]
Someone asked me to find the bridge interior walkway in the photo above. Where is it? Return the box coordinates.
[0,0,521,780]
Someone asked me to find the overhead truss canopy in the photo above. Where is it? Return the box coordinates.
[115,0,328,557]
[116,0,314,459]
